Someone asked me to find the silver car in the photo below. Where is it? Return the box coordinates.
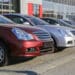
[3,14,75,49]
[41,17,75,28]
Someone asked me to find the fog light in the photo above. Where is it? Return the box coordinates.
[67,41,72,44]
[26,48,36,52]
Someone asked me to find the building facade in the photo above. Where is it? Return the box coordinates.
[43,0,75,18]
[0,0,75,18]
[20,0,42,17]
[0,0,15,14]
[0,0,43,17]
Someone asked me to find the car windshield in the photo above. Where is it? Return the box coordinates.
[42,18,59,25]
[63,20,75,26]
[57,20,68,26]
[0,15,14,24]
[25,16,50,25]
[57,19,75,27]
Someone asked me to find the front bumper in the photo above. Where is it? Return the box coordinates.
[10,40,43,57]
[40,39,54,54]
[57,36,75,47]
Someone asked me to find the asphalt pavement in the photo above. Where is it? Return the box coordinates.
[0,47,75,75]
[42,58,75,75]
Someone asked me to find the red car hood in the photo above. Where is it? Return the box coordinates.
[0,24,45,33]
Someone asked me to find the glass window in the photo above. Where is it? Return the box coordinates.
[0,5,2,9]
[3,5,9,9]
[26,16,50,25]
[0,0,15,14]
[33,4,39,17]
[57,20,67,26]
[3,0,9,2]
[57,20,72,27]
[7,16,28,24]
[64,20,75,26]
[43,18,58,25]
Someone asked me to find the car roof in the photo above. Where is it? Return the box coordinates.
[3,13,34,18]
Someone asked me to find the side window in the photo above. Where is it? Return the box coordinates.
[44,19,58,25]
[48,19,58,25]
[58,20,66,26]
[9,16,25,24]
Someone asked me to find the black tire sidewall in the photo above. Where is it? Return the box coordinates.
[0,42,8,66]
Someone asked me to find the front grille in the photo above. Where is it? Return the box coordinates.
[33,30,51,40]
[40,41,54,53]
[71,31,75,35]
[33,30,54,53]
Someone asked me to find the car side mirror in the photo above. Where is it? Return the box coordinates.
[56,23,60,26]
[23,22,30,26]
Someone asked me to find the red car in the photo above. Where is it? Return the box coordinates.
[0,15,54,66]
[0,15,43,66]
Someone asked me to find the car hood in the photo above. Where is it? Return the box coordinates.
[0,23,50,34]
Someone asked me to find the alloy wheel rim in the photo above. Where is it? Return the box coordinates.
[0,46,4,63]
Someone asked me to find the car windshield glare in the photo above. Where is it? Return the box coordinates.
[64,20,75,26]
[57,19,75,28]
[58,20,67,26]
[0,15,14,24]
[26,16,50,25]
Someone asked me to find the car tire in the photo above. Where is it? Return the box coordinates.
[52,38,58,52]
[54,43,58,52]
[0,42,8,66]
[51,43,56,53]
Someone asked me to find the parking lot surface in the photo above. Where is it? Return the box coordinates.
[0,47,75,75]
[42,59,75,75]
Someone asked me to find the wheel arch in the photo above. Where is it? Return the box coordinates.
[0,38,11,56]
[51,35,58,47]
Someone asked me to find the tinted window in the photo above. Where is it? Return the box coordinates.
[58,20,67,26]
[25,16,50,25]
[43,18,58,25]
[7,16,29,24]
[7,16,25,24]
[64,20,75,25]
[57,20,72,27]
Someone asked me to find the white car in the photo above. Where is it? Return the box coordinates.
[39,25,75,47]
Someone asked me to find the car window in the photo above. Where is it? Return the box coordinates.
[25,16,50,25]
[57,20,72,27]
[64,20,72,25]
[43,19,58,25]
[57,20,66,26]
[8,16,25,24]
[63,20,75,25]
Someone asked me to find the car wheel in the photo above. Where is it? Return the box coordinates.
[50,43,56,53]
[54,45,58,52]
[52,38,58,52]
[0,42,8,66]
[49,41,58,53]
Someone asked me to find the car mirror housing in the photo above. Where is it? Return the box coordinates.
[23,22,30,25]
[56,23,60,26]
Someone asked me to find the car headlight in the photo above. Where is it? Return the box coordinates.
[57,29,72,37]
[12,28,34,40]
